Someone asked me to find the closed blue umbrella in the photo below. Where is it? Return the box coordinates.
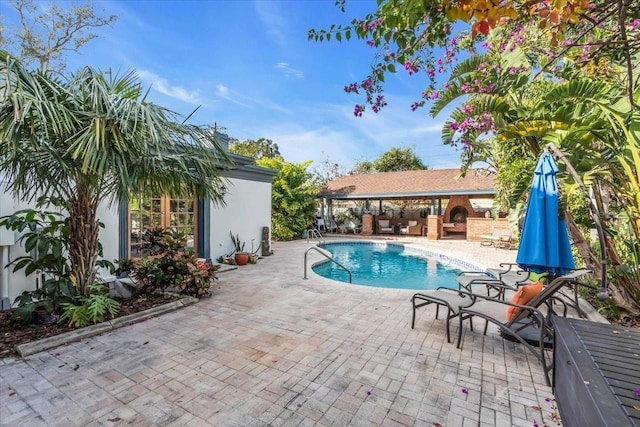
[516,152,575,276]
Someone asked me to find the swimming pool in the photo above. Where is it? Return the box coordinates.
[312,242,467,290]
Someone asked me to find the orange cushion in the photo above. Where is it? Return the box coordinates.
[506,281,544,321]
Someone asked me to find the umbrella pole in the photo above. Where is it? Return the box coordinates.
[545,143,609,300]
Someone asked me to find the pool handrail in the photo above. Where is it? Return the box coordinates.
[304,246,352,283]
[306,227,325,244]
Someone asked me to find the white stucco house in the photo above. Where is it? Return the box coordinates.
[0,133,276,310]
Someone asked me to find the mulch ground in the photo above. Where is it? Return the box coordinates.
[0,293,181,359]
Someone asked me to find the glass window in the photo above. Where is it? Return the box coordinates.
[128,194,197,257]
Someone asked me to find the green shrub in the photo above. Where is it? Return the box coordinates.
[119,229,219,298]
[0,198,112,324]
[60,283,120,328]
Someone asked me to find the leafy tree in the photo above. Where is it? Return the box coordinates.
[432,31,640,309]
[256,158,318,240]
[1,0,118,72]
[349,160,375,175]
[0,52,229,296]
[311,155,347,186]
[310,0,639,112]
[373,146,427,172]
[229,137,282,160]
[351,146,427,174]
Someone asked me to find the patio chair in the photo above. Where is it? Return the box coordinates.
[412,269,532,343]
[412,288,477,343]
[479,228,505,246]
[400,220,422,236]
[456,269,592,386]
[326,218,338,233]
[457,263,534,298]
[340,219,362,234]
[496,229,516,249]
[377,219,394,234]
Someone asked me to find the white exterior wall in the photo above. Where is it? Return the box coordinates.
[0,181,18,308]
[210,178,272,261]
[96,201,120,275]
[0,186,41,305]
[0,173,273,305]
[0,194,122,305]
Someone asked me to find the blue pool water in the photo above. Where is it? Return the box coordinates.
[312,242,463,290]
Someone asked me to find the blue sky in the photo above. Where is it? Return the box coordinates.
[1,0,464,170]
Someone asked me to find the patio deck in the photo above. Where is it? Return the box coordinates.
[0,236,595,426]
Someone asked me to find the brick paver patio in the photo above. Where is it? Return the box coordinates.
[0,236,567,426]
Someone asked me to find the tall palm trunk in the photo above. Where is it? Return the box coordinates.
[68,182,100,297]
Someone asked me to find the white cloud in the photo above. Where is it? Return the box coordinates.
[331,95,463,168]
[214,96,462,171]
[274,62,303,79]
[210,82,292,115]
[253,1,287,46]
[137,69,204,105]
[216,84,229,97]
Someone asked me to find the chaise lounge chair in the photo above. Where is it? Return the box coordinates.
[480,228,505,246]
[479,228,514,249]
[457,263,534,297]
[457,268,592,385]
[325,218,338,233]
[411,269,592,386]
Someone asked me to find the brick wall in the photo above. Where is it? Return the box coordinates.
[442,195,485,222]
[467,218,510,242]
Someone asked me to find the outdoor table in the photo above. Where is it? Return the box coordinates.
[553,317,640,427]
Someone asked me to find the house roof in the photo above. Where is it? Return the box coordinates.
[319,169,496,199]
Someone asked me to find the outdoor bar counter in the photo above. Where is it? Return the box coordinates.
[553,317,640,426]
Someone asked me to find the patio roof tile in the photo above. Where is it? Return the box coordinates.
[319,169,495,198]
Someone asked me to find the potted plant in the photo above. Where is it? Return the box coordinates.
[230,232,249,265]
[249,239,260,264]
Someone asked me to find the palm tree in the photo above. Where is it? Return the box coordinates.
[432,45,640,310]
[0,51,229,296]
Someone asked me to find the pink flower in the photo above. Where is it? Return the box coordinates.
[344,83,359,94]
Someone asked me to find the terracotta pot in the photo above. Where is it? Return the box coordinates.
[234,252,249,266]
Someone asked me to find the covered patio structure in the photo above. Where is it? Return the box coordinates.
[318,169,507,241]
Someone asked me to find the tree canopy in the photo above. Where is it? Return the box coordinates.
[310,0,639,113]
[256,158,318,240]
[1,0,118,72]
[229,138,282,160]
[351,146,428,174]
